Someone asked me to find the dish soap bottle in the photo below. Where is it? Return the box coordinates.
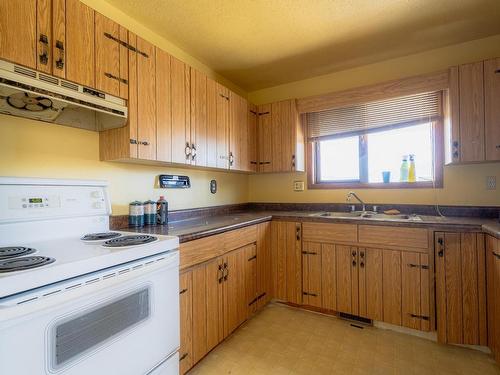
[408,154,416,183]
[400,155,409,182]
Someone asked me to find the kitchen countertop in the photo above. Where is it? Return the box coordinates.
[119,210,500,242]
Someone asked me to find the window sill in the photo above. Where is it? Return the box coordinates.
[308,181,441,189]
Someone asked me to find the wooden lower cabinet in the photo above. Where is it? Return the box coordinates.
[256,221,272,310]
[486,235,500,363]
[179,270,193,375]
[271,221,302,304]
[435,232,487,345]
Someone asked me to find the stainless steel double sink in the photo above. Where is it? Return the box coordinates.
[309,211,423,221]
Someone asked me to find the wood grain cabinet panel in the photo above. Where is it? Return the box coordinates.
[179,270,193,375]
[216,84,230,169]
[382,249,402,326]
[336,245,358,315]
[190,68,208,167]
[256,221,272,309]
[358,225,428,250]
[359,248,383,321]
[248,104,258,171]
[459,62,485,162]
[65,0,95,86]
[257,104,273,172]
[302,222,357,243]
[171,57,191,164]
[245,244,258,315]
[302,242,322,307]
[206,78,219,168]
[95,13,126,97]
[224,245,249,337]
[484,58,500,161]
[205,257,224,352]
[435,232,487,345]
[0,0,37,69]
[486,236,500,363]
[321,243,337,311]
[191,264,208,364]
[36,0,52,74]
[155,48,172,162]
[271,221,302,304]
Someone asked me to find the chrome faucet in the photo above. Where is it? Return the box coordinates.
[346,191,366,212]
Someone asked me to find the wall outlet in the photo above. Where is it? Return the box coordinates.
[293,181,305,191]
[486,176,496,190]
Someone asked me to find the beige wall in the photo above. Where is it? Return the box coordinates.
[248,35,500,207]
[0,116,249,215]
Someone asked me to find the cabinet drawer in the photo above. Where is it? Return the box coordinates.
[180,233,225,269]
[358,225,428,250]
[224,225,257,251]
[302,222,357,243]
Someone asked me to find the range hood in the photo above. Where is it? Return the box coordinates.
[0,60,127,131]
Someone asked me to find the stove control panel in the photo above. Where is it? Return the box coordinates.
[0,182,110,223]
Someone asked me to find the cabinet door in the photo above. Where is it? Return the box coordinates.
[257,104,273,172]
[277,100,297,172]
[245,244,258,316]
[206,78,218,168]
[256,221,272,309]
[271,221,302,304]
[65,0,94,86]
[248,104,258,172]
[216,84,230,169]
[190,69,207,167]
[229,92,249,171]
[302,242,322,307]
[359,248,383,321]
[156,48,172,162]
[321,243,337,311]
[484,58,500,161]
[435,232,487,345]
[486,235,497,356]
[382,249,402,326]
[95,13,127,97]
[37,0,52,74]
[459,62,485,162]
[205,257,224,352]
[0,0,37,69]
[136,37,156,160]
[171,57,191,164]
[336,245,358,315]
[179,271,193,375]
[223,246,247,337]
[493,240,500,363]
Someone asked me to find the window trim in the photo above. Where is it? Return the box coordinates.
[307,119,444,189]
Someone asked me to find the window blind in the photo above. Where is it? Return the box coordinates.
[306,91,442,140]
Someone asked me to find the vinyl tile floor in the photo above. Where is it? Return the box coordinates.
[188,303,500,375]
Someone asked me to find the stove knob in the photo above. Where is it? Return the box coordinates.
[91,190,102,198]
[93,202,104,209]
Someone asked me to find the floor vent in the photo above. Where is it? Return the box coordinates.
[338,312,372,326]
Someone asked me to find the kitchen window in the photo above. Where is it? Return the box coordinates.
[307,91,444,189]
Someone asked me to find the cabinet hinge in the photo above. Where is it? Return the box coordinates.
[249,110,257,115]
[257,292,266,300]
[179,353,188,362]
[407,263,428,269]
[179,288,188,295]
[248,255,257,261]
[248,297,258,306]
[302,251,318,255]
[258,111,270,116]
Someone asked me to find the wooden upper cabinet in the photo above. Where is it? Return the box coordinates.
[216,84,230,169]
[171,57,191,164]
[65,0,95,86]
[257,104,273,172]
[484,58,500,161]
[37,0,52,74]
[190,68,208,167]
[206,77,219,168]
[0,0,37,69]
[156,48,172,162]
[51,0,65,77]
[229,91,250,171]
[95,13,128,98]
[258,99,305,173]
[248,104,258,172]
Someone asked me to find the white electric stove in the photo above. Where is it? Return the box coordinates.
[0,177,180,375]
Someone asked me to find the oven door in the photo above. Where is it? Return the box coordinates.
[0,252,179,375]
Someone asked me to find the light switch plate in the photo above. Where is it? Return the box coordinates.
[293,181,305,191]
[486,176,496,190]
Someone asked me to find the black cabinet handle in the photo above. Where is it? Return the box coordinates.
[39,34,49,65]
[55,40,64,69]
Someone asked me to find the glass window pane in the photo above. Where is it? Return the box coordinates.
[367,123,433,183]
[319,136,359,181]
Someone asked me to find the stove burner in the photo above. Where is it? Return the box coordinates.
[81,232,122,241]
[103,235,157,248]
[0,256,55,273]
[0,247,37,259]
